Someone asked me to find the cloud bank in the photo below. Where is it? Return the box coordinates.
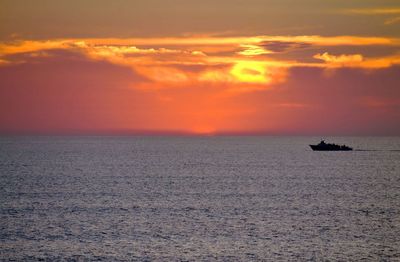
[1,35,400,134]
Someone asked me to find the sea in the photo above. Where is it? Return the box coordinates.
[1,136,400,261]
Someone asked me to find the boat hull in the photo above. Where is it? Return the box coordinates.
[310,145,353,151]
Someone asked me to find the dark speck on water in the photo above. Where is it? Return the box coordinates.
[1,136,400,260]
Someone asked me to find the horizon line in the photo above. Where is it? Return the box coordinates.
[0,129,399,137]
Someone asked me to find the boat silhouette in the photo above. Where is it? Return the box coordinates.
[310,140,353,151]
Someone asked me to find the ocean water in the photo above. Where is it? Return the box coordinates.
[1,136,400,261]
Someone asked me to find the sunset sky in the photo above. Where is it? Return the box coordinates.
[1,0,400,135]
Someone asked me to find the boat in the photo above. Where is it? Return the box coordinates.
[310,140,353,151]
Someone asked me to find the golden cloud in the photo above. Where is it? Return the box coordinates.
[1,35,400,92]
[313,52,364,67]
[343,8,400,15]
[1,35,398,56]
[237,44,272,56]
[313,52,400,69]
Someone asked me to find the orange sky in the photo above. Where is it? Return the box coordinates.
[1,1,400,135]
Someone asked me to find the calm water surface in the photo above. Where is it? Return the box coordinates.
[1,136,400,261]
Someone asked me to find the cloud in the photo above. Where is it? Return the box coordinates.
[341,8,400,26]
[1,35,398,57]
[384,17,400,25]
[343,8,400,15]
[313,52,364,67]
[260,41,311,53]
[0,40,71,55]
[1,35,400,93]
[1,46,400,135]
[237,44,272,56]
[313,52,400,69]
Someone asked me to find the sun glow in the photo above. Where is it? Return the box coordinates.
[191,125,217,135]
[230,61,269,84]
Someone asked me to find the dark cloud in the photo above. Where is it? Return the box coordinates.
[1,49,149,86]
[260,41,311,53]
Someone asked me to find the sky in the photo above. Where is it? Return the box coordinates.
[1,0,400,135]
